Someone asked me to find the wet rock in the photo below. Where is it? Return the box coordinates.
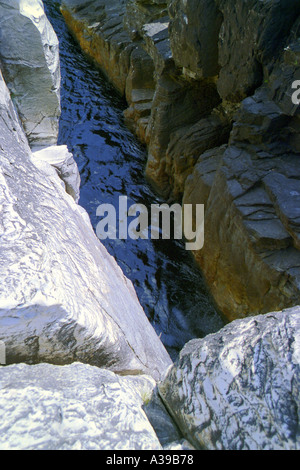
[145,75,220,197]
[0,69,172,380]
[0,363,162,450]
[187,143,300,320]
[182,15,300,319]
[0,0,61,148]
[159,306,300,450]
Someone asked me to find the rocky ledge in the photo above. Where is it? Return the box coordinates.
[61,0,300,320]
[0,0,299,451]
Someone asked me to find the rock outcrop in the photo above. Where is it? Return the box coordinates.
[159,306,300,450]
[33,145,81,203]
[0,67,171,380]
[60,0,300,320]
[0,0,61,148]
[0,1,177,450]
[0,363,161,450]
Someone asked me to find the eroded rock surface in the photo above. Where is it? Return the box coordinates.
[33,145,81,203]
[0,69,172,380]
[0,363,161,450]
[159,306,300,450]
[59,0,300,319]
[0,0,61,147]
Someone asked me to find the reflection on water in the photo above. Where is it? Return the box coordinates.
[45,1,225,359]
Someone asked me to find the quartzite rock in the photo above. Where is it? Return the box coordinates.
[0,69,172,380]
[159,306,300,450]
[33,145,81,203]
[0,363,161,450]
[0,0,61,147]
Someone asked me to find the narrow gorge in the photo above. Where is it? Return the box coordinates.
[0,0,299,451]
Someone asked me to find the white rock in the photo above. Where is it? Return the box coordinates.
[0,0,61,147]
[33,145,81,202]
[159,306,300,450]
[0,70,172,381]
[0,363,161,450]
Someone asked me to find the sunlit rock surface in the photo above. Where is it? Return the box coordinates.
[0,70,172,380]
[0,363,162,450]
[0,0,61,147]
[159,306,300,450]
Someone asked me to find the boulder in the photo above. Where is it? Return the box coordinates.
[60,0,300,321]
[0,69,172,380]
[0,363,161,450]
[159,306,300,450]
[61,0,135,95]
[0,0,61,148]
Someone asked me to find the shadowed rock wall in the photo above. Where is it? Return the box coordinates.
[60,0,300,320]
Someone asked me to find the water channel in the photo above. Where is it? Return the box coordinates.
[45,1,225,360]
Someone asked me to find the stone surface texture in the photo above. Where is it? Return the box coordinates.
[60,0,300,320]
[0,362,161,450]
[0,68,172,381]
[0,0,61,147]
[159,306,300,450]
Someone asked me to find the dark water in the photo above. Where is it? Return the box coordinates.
[44,1,225,359]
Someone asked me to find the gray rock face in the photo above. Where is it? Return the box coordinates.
[0,0,61,147]
[0,363,162,450]
[59,0,300,321]
[159,306,300,450]
[0,70,172,381]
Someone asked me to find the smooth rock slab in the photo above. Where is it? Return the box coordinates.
[159,307,300,450]
[0,363,161,450]
[0,0,61,147]
[0,69,172,381]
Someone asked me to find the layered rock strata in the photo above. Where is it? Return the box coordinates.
[0,35,171,380]
[61,0,300,320]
